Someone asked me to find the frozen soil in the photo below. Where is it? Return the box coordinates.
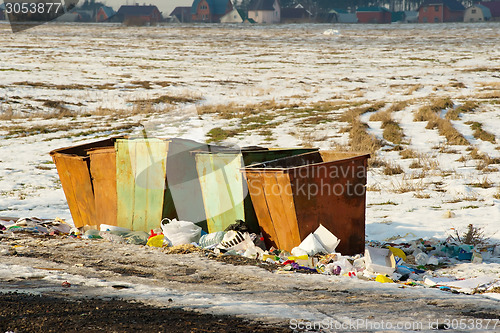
[1,233,499,332]
[0,292,292,333]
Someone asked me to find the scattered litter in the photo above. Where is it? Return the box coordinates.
[364,247,396,275]
[161,218,201,246]
[61,281,71,288]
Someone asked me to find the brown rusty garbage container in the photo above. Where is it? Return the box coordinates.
[49,137,122,228]
[88,147,117,228]
[242,151,370,255]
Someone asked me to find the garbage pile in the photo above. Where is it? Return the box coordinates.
[0,217,72,236]
[2,216,498,295]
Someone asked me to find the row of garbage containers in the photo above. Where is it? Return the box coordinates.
[50,137,369,255]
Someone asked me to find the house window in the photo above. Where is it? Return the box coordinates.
[423,7,427,12]
[434,5,439,12]
[255,12,258,17]
[434,17,439,22]
[423,17,428,22]
[471,9,476,14]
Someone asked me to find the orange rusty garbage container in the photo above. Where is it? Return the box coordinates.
[49,137,122,228]
[242,151,370,255]
[88,147,117,227]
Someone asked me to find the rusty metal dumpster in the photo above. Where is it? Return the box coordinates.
[88,147,117,227]
[242,151,370,255]
[49,137,122,228]
[194,148,318,234]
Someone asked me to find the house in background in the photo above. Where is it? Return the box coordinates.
[0,3,5,21]
[480,1,500,21]
[220,8,243,23]
[356,7,391,24]
[281,6,311,23]
[96,5,115,22]
[170,7,192,22]
[464,4,491,22]
[418,0,465,23]
[328,9,357,23]
[114,5,162,25]
[248,0,280,24]
[391,10,418,23]
[191,0,233,22]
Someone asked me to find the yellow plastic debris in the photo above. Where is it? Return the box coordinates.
[388,246,406,261]
[375,275,394,283]
[146,234,165,248]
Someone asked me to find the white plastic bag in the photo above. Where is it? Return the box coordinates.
[161,218,201,246]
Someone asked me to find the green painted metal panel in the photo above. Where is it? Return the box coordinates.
[195,148,318,233]
[116,138,168,232]
[195,153,245,233]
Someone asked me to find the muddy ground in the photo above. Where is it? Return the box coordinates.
[1,233,499,332]
[0,292,291,333]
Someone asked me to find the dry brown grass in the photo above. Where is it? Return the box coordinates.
[414,191,431,199]
[382,120,404,145]
[339,102,385,123]
[391,176,425,193]
[348,119,382,154]
[404,84,423,95]
[414,99,469,146]
[400,148,419,159]
[383,162,404,175]
[387,101,409,112]
[468,122,496,143]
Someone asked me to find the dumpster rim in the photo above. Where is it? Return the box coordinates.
[240,151,371,173]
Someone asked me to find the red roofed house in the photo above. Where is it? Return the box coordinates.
[96,5,115,22]
[480,1,500,21]
[114,5,162,25]
[418,0,465,23]
[191,0,233,22]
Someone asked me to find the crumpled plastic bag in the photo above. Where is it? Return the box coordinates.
[161,218,201,246]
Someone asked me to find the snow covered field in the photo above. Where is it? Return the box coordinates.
[1,21,500,245]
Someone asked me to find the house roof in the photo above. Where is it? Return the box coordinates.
[329,8,348,14]
[472,4,492,18]
[480,1,500,17]
[99,6,115,18]
[248,0,277,11]
[117,5,160,17]
[419,0,465,11]
[356,6,390,12]
[170,6,191,17]
[191,0,231,15]
[281,7,309,18]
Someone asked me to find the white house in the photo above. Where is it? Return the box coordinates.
[248,0,280,24]
[464,4,491,22]
[220,8,243,23]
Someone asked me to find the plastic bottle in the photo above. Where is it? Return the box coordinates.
[415,252,429,266]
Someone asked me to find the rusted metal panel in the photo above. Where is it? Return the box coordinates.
[88,147,117,227]
[242,151,370,255]
[51,153,95,228]
[50,138,120,228]
[115,138,168,233]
